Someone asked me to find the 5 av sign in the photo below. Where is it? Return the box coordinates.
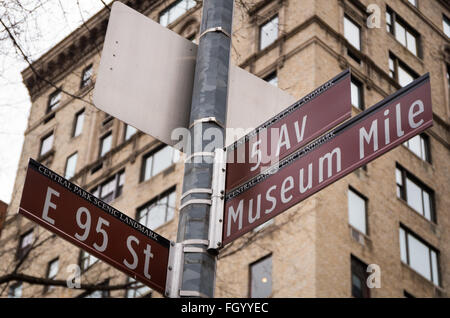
[223,74,433,245]
[19,159,170,294]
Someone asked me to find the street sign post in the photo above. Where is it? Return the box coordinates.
[18,159,171,294]
[226,69,352,191]
[223,73,433,245]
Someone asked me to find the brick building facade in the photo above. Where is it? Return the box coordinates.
[0,0,449,298]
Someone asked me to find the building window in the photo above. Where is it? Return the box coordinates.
[259,15,279,50]
[249,254,272,298]
[80,64,93,88]
[443,15,450,38]
[344,16,361,51]
[79,250,98,271]
[47,90,61,113]
[137,188,176,230]
[64,152,78,179]
[348,188,367,235]
[386,8,420,57]
[396,165,435,222]
[17,230,33,260]
[99,132,112,158]
[407,0,417,8]
[44,258,59,293]
[92,170,125,204]
[399,226,440,286]
[159,0,196,27]
[73,110,85,137]
[351,256,370,298]
[8,282,22,298]
[141,145,180,182]
[40,132,54,157]
[403,133,430,162]
[389,54,418,87]
[124,124,137,141]
[126,277,152,298]
[264,72,278,87]
[350,78,364,110]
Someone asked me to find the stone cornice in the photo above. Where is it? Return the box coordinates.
[21,0,160,101]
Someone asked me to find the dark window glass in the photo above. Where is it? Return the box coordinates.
[351,256,370,298]
[47,90,61,113]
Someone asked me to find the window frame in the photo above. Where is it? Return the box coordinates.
[44,257,59,293]
[350,77,364,110]
[249,253,273,298]
[388,53,419,87]
[396,165,435,223]
[159,0,197,27]
[263,71,278,87]
[91,170,125,204]
[443,14,450,38]
[399,225,441,286]
[259,15,279,51]
[343,15,361,51]
[99,132,112,158]
[80,64,93,89]
[402,133,431,163]
[47,89,61,113]
[39,132,54,157]
[124,124,138,141]
[17,230,34,260]
[140,145,178,182]
[136,187,176,231]
[8,282,22,298]
[72,109,85,138]
[351,255,370,298]
[64,152,78,180]
[348,187,368,235]
[386,7,421,57]
[79,249,98,272]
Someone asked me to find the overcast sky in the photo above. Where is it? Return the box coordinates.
[0,0,111,204]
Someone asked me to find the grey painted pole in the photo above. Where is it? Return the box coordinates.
[176,0,234,298]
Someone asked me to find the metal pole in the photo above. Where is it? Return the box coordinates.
[175,0,234,298]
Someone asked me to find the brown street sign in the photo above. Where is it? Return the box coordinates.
[18,159,170,294]
[223,73,433,246]
[225,69,352,191]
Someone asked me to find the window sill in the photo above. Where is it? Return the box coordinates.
[348,224,371,247]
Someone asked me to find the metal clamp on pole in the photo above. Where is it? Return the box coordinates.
[165,242,184,298]
[207,148,227,253]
